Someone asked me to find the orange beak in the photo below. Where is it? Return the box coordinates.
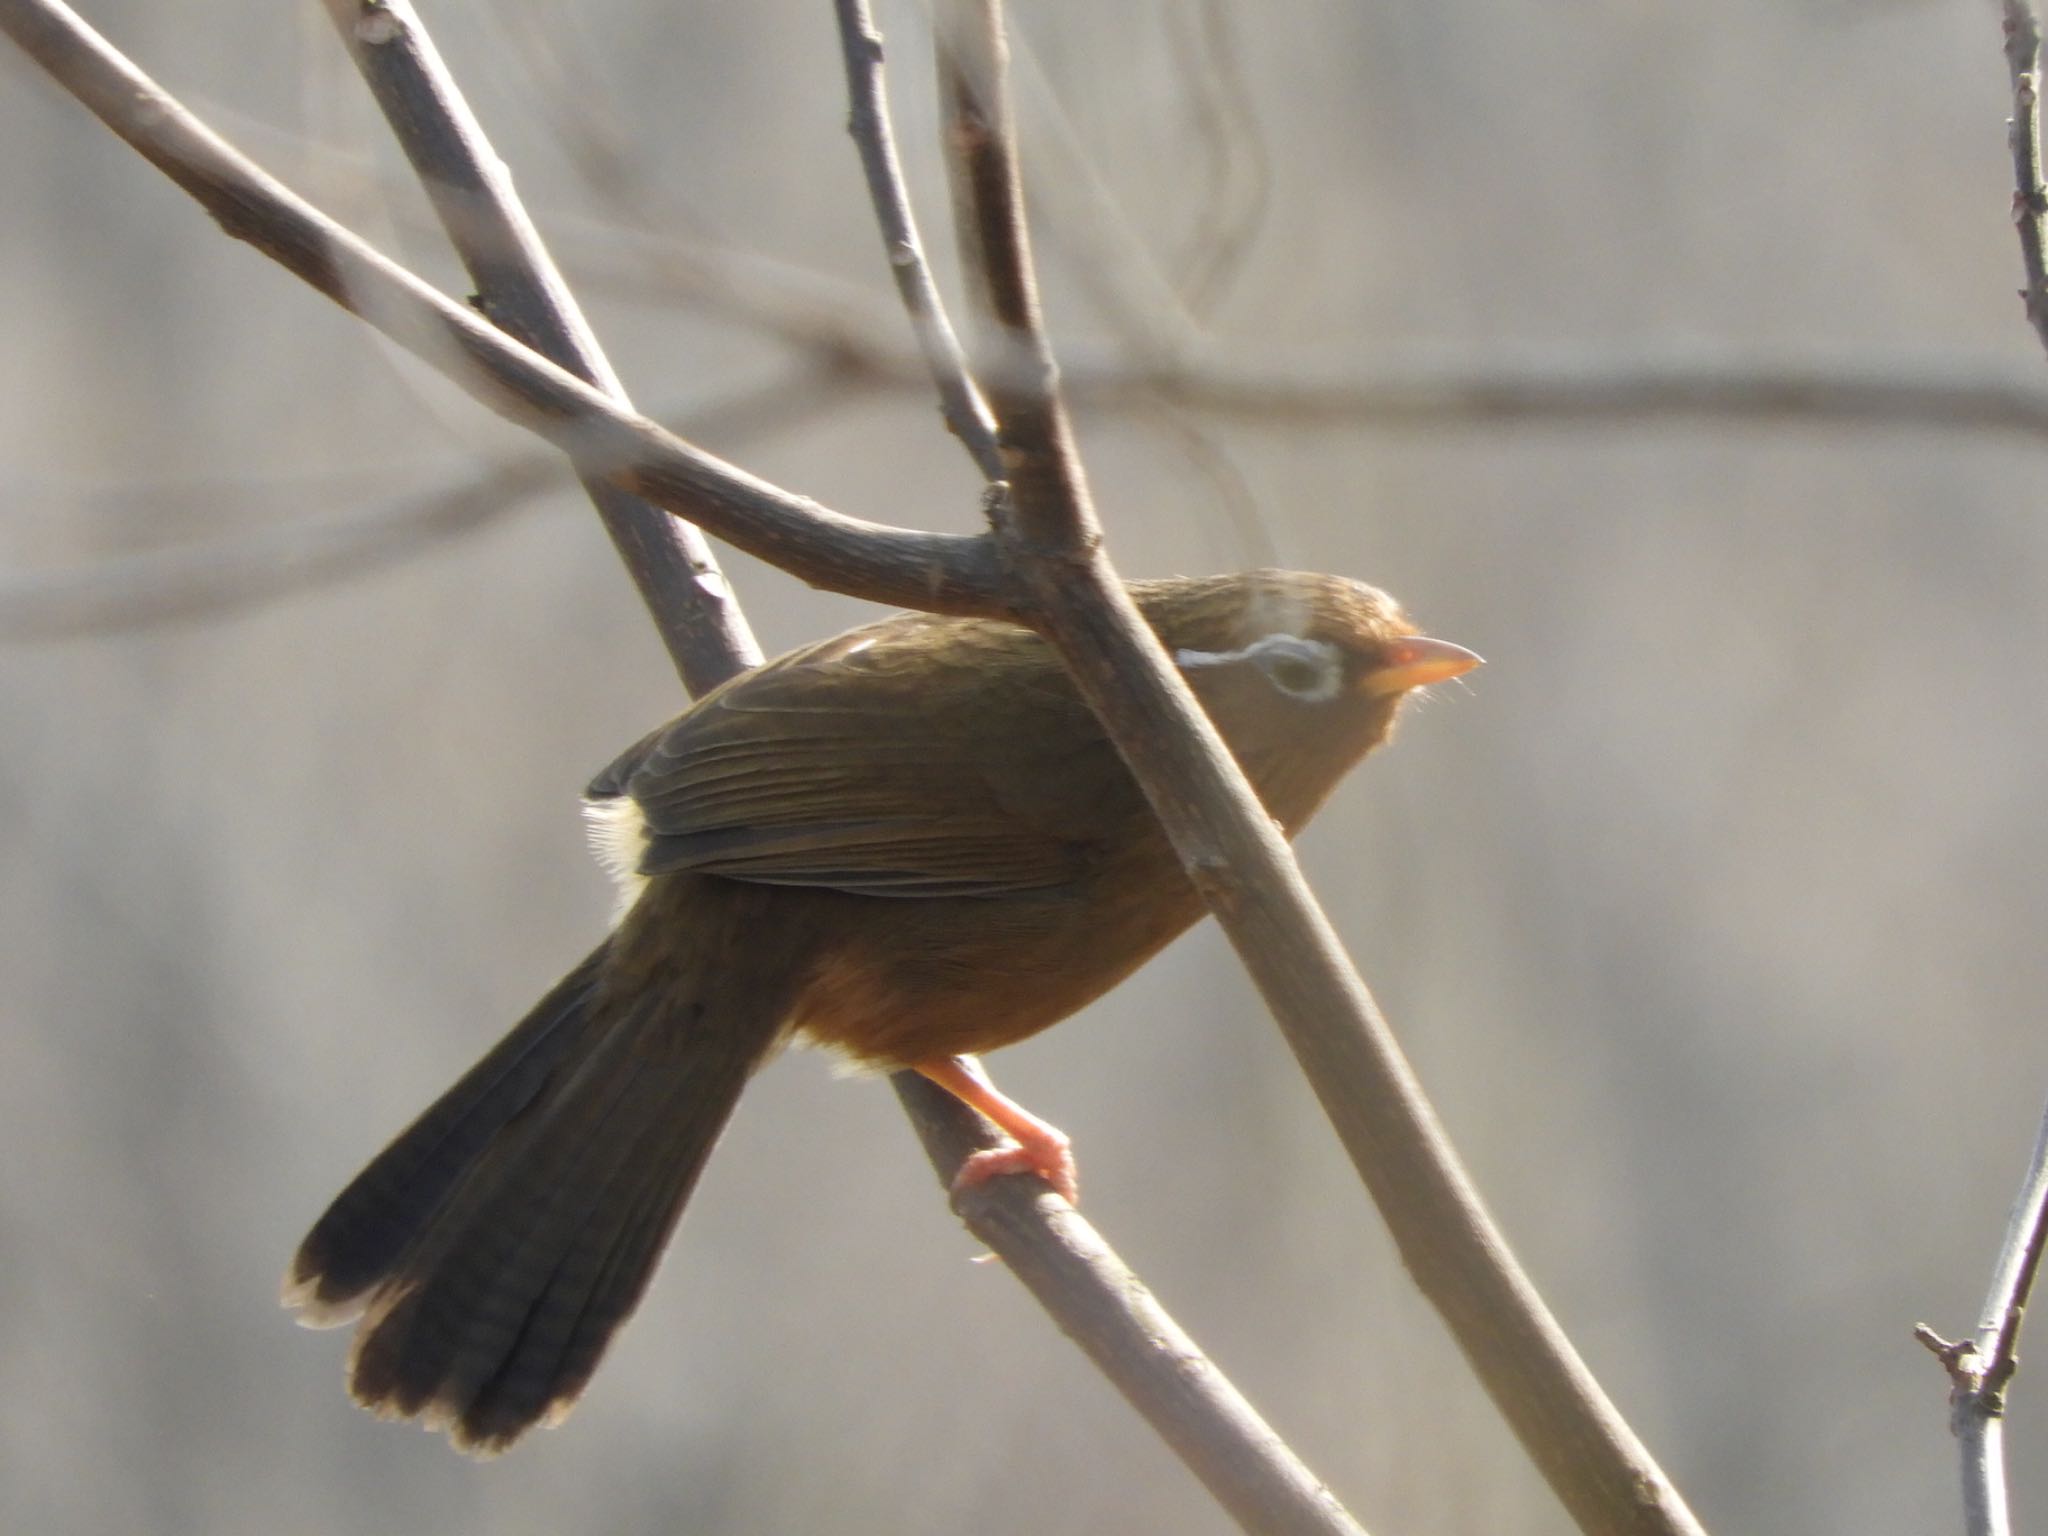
[1363,635,1483,697]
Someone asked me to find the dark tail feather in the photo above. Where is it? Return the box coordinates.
[283,944,612,1325]
[288,954,783,1454]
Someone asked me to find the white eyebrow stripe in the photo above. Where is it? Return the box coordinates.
[1175,644,1257,669]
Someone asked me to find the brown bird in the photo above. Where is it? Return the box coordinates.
[283,569,1478,1453]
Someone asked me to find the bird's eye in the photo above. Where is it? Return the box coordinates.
[1249,636,1341,702]
[1264,654,1322,693]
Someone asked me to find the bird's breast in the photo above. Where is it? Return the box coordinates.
[785,828,1208,1065]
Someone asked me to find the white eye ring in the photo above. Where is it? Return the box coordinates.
[1175,635,1343,703]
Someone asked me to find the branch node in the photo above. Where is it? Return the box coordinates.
[1916,1323,1978,1381]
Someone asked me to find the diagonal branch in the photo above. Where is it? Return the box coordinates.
[833,5,1365,1529]
[930,3,1705,1535]
[318,0,760,692]
[893,1075,1368,1536]
[317,1,1365,1527]
[0,0,1013,621]
[2,2,1702,1530]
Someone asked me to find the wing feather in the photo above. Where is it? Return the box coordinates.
[585,615,1139,899]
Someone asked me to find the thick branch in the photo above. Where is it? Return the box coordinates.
[932,3,1703,1535]
[934,0,1095,560]
[0,0,1014,621]
[828,6,1370,1527]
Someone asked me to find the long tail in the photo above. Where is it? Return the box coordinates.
[283,916,788,1453]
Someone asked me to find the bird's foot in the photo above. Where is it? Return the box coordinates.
[914,1055,1080,1205]
[952,1125,1078,1206]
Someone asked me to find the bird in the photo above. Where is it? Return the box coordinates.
[281,568,1479,1454]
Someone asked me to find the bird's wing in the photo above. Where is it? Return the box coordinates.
[586,615,1139,899]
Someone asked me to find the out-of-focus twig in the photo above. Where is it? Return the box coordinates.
[0,366,851,642]
[24,336,2048,645]
[547,217,2048,440]
[1164,0,1271,316]
[0,460,544,641]
[1108,347,2048,438]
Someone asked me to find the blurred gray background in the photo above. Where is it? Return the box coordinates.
[3,0,2042,1531]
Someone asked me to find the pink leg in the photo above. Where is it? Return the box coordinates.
[913,1055,1078,1205]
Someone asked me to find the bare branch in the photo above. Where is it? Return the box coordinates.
[933,0,1098,559]
[932,3,1705,1535]
[820,8,1376,1523]
[833,0,1001,480]
[0,0,1015,621]
[309,3,1369,1521]
[1916,1098,2048,1536]
[893,1073,1369,1536]
[318,0,761,690]
[1916,23,2048,1527]
[2007,2,2048,360]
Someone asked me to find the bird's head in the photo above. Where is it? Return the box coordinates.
[1134,570,1481,830]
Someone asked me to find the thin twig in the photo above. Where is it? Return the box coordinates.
[932,3,1705,1535]
[1915,1098,2048,1536]
[0,0,1014,621]
[1915,21,2048,1527]
[2006,1,2048,359]
[319,0,760,692]
[0,460,545,641]
[833,0,1002,480]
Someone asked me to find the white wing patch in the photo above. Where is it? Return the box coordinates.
[582,795,651,919]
